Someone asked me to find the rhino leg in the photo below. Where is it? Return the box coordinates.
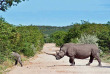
[18,57,23,67]
[86,55,94,66]
[69,58,75,65]
[69,57,75,66]
[15,59,18,65]
[94,53,102,66]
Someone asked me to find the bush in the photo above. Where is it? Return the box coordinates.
[0,17,44,65]
[64,24,81,43]
[16,26,44,56]
[70,38,78,43]
[0,19,17,63]
[97,31,110,52]
[77,34,99,46]
[51,31,67,46]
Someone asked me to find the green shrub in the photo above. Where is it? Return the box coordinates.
[70,38,78,43]
[77,34,99,46]
[64,24,81,43]
[16,26,44,56]
[97,31,110,52]
[51,31,67,46]
[0,19,17,63]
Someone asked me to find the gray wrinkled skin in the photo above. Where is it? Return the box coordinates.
[11,52,23,67]
[55,43,102,66]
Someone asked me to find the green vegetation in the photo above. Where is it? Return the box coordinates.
[77,34,99,46]
[101,53,110,63]
[49,21,110,53]
[51,31,67,46]
[37,25,72,43]
[0,17,44,72]
[0,0,26,11]
[16,26,44,56]
[37,25,73,35]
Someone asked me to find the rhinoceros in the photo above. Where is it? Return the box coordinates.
[11,52,23,67]
[46,43,102,66]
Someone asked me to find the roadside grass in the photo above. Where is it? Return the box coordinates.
[0,59,13,73]
[101,53,110,63]
[0,54,28,74]
[0,51,41,74]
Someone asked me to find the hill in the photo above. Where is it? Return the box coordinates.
[37,25,73,35]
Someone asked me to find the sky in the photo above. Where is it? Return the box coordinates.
[0,0,110,26]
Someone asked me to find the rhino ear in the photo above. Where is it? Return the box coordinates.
[59,51,65,57]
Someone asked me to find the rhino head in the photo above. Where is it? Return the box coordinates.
[54,51,65,60]
[44,50,65,60]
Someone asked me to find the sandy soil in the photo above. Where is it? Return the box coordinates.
[7,43,110,74]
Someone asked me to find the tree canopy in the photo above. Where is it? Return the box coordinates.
[0,0,26,11]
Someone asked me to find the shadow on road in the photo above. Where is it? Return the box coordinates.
[100,66,110,68]
[47,64,91,67]
[47,65,70,67]
[47,64,110,68]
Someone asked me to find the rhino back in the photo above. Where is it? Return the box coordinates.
[11,52,21,59]
[60,43,75,52]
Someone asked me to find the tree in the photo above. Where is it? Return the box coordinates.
[0,17,18,63]
[97,31,110,52]
[0,0,26,11]
[51,31,67,46]
[64,24,81,43]
[107,21,110,25]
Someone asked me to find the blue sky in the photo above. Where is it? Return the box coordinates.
[0,0,110,26]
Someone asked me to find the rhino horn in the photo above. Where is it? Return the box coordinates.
[44,52,56,56]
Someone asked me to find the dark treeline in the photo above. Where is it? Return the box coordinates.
[37,25,73,35]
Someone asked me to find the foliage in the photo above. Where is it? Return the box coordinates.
[101,53,110,63]
[107,21,110,25]
[50,20,110,53]
[64,24,81,43]
[0,17,44,64]
[44,34,53,43]
[16,25,44,56]
[51,31,67,46]
[66,21,109,42]
[37,25,72,35]
[0,0,26,11]
[0,18,18,63]
[97,31,110,52]
[77,34,99,46]
[70,38,78,43]
[38,25,72,43]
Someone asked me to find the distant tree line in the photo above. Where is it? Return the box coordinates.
[37,25,73,35]
[37,25,73,43]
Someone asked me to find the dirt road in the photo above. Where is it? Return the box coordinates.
[7,43,110,74]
